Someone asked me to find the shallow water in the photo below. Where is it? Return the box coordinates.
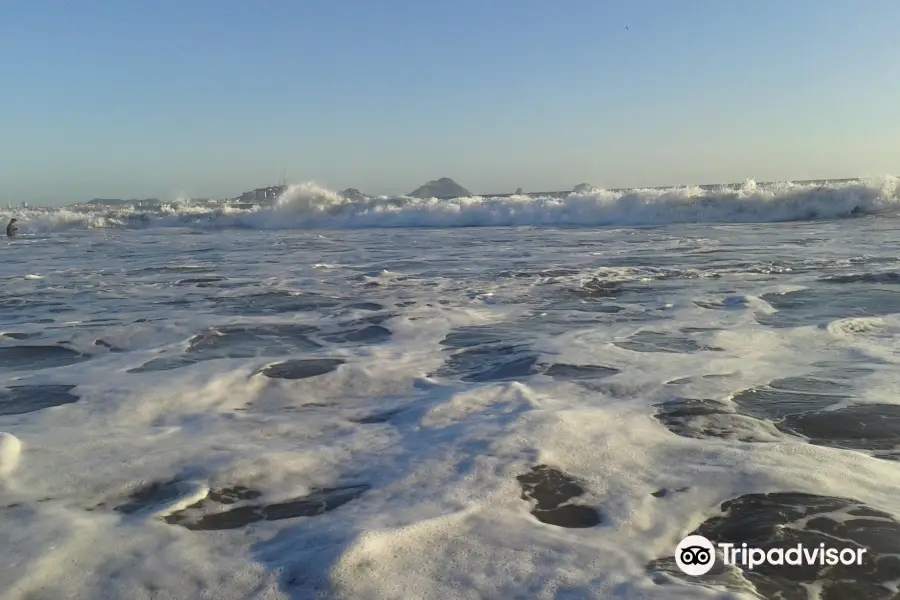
[2,216,900,599]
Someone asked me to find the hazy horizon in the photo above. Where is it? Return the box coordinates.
[3,0,899,207]
[50,173,887,207]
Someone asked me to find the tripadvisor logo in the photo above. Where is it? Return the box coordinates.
[674,534,867,576]
[675,535,717,576]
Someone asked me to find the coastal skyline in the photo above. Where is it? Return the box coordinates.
[3,0,900,206]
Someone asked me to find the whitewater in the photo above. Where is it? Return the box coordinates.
[8,176,900,233]
[2,177,900,599]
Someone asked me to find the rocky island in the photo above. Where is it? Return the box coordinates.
[407,178,471,199]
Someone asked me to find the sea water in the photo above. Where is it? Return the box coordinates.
[2,178,900,599]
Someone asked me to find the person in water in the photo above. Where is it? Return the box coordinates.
[6,218,18,237]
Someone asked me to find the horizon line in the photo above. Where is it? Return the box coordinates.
[65,174,887,206]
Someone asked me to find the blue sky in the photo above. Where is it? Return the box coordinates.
[2,0,899,205]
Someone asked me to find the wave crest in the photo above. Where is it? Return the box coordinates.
[6,176,899,232]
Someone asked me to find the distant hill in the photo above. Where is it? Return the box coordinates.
[572,183,599,194]
[340,188,368,201]
[407,178,471,198]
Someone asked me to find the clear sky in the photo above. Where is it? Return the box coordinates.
[2,0,899,205]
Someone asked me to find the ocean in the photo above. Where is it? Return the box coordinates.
[2,176,900,599]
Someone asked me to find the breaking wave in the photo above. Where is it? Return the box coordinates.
[6,177,900,233]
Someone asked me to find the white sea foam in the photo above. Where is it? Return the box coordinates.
[0,433,22,479]
[4,176,900,233]
[1,210,900,599]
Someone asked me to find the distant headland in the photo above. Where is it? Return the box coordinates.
[407,178,471,198]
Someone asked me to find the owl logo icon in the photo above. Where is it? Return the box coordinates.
[675,535,716,576]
